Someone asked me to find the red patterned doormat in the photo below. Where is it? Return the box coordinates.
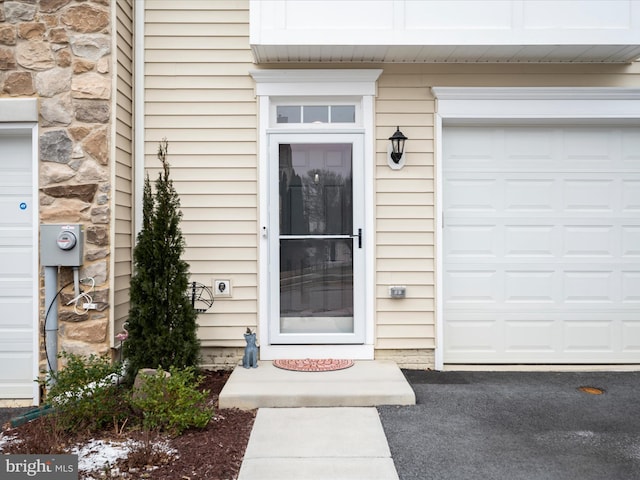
[273,359,355,372]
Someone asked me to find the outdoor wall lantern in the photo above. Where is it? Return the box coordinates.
[388,126,408,170]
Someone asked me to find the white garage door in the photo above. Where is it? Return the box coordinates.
[443,125,640,364]
[0,129,37,401]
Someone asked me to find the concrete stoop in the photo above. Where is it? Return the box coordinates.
[218,360,416,410]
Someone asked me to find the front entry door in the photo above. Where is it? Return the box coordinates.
[269,133,365,344]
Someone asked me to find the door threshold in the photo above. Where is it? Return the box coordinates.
[259,344,374,361]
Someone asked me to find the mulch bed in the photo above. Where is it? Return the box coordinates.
[1,370,256,480]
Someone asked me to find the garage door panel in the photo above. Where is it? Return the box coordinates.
[505,270,556,303]
[0,227,33,244]
[449,311,640,363]
[0,353,34,399]
[505,225,555,256]
[446,225,497,257]
[444,128,497,164]
[504,320,557,353]
[504,128,556,162]
[445,317,500,354]
[563,225,616,257]
[0,198,33,225]
[505,179,556,211]
[563,270,616,303]
[622,321,640,351]
[0,278,34,298]
[444,125,640,364]
[0,299,33,329]
[621,129,640,159]
[563,320,615,352]
[622,180,640,210]
[622,228,640,256]
[622,272,640,302]
[563,129,617,164]
[445,270,500,303]
[445,178,499,211]
[564,179,616,212]
[0,330,33,353]
[0,248,33,276]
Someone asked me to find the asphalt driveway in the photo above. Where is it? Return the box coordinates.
[378,371,640,480]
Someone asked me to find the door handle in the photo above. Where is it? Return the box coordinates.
[353,228,362,249]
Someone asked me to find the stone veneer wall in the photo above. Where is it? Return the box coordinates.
[0,0,114,364]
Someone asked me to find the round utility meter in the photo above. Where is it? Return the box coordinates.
[56,231,77,251]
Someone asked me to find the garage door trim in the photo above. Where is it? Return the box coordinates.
[432,87,640,370]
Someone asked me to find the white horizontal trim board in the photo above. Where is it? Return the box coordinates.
[0,99,38,122]
[433,87,640,120]
[250,69,382,96]
[433,87,640,370]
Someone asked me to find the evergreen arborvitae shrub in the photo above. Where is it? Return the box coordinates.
[124,139,200,380]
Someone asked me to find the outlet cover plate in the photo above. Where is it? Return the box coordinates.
[214,279,231,297]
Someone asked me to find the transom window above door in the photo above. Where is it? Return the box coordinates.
[276,105,356,124]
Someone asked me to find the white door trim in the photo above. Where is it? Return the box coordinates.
[0,98,39,404]
[252,69,380,360]
[432,87,640,370]
[268,132,366,345]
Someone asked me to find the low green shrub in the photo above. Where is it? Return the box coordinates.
[130,366,213,435]
[45,351,129,432]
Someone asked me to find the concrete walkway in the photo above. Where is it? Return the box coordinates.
[238,407,399,480]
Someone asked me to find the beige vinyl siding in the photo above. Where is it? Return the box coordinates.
[144,0,256,348]
[375,74,436,351]
[113,0,134,342]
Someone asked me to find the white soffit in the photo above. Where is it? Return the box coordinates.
[250,1,640,64]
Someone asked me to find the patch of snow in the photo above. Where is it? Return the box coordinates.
[72,439,135,474]
[71,437,177,477]
[0,433,18,452]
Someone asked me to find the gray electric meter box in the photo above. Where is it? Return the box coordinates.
[40,224,84,266]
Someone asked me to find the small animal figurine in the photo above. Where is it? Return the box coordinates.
[243,327,258,368]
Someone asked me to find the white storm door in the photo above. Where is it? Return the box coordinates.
[0,128,37,400]
[269,133,365,344]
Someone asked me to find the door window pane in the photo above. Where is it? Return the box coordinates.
[277,106,301,123]
[303,106,328,123]
[280,238,354,333]
[279,144,353,235]
[331,105,356,123]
